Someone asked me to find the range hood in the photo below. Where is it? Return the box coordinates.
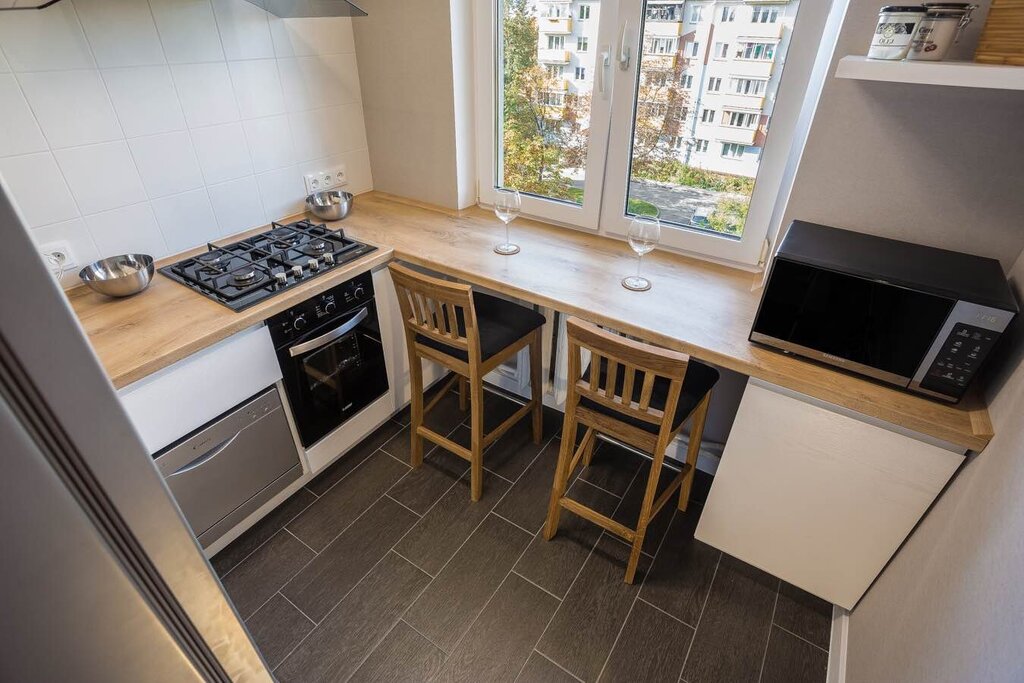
[1,0,366,18]
[239,0,367,18]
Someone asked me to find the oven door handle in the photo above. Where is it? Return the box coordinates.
[288,307,369,358]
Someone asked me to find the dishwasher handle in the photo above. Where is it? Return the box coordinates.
[289,307,368,358]
[169,433,240,477]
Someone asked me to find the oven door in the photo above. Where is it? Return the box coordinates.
[281,299,389,447]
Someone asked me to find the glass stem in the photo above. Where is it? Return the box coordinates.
[505,222,511,246]
[636,253,642,279]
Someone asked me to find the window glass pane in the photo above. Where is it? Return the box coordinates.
[626,0,800,236]
[497,0,597,205]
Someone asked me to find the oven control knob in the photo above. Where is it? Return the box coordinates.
[308,258,319,272]
[324,300,337,315]
[292,314,308,331]
[291,265,303,278]
[352,285,365,299]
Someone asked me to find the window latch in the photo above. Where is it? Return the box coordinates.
[618,21,631,70]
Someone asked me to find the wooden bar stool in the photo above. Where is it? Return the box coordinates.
[544,317,719,583]
[389,262,546,502]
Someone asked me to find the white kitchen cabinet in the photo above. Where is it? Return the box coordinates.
[694,379,965,610]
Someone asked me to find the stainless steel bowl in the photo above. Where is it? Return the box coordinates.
[305,190,353,221]
[79,254,155,298]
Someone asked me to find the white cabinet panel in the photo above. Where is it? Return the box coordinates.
[695,379,964,610]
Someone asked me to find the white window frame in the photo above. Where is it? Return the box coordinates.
[475,0,834,267]
[714,41,729,59]
[689,5,704,22]
[721,5,736,22]
[577,36,589,51]
[707,76,722,91]
[578,4,591,19]
[575,66,586,79]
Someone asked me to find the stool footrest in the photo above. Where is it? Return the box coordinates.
[483,401,535,447]
[559,497,636,542]
[651,464,692,519]
[417,425,472,462]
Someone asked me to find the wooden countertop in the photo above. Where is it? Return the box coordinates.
[68,191,993,451]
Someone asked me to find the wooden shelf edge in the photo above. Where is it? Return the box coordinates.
[835,55,1024,91]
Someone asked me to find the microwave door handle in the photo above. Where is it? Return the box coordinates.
[289,307,369,358]
[169,433,240,477]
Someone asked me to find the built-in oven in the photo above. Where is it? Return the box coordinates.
[268,271,390,447]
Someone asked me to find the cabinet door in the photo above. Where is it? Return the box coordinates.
[694,380,964,610]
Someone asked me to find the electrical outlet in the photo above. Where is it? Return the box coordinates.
[303,164,349,194]
[39,240,77,275]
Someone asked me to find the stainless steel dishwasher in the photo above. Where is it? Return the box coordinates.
[154,386,302,548]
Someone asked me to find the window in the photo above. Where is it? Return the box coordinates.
[480,0,822,264]
[714,42,729,59]
[720,5,736,22]
[739,42,776,60]
[577,36,589,51]
[545,4,564,17]
[722,142,745,158]
[690,5,704,22]
[753,6,779,23]
[546,64,564,77]
[578,4,591,19]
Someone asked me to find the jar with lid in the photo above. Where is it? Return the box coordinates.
[868,5,928,59]
[907,3,978,60]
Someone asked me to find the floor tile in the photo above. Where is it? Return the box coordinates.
[305,419,403,496]
[611,461,677,556]
[482,389,527,432]
[387,425,471,515]
[577,441,644,498]
[394,471,511,576]
[774,582,832,650]
[536,535,652,683]
[244,594,314,669]
[680,555,779,683]
[688,469,714,505]
[639,508,720,627]
[404,514,532,653]
[760,626,828,683]
[221,530,314,620]
[484,418,551,482]
[275,552,430,682]
[348,620,446,683]
[438,573,560,683]
[597,599,693,683]
[516,652,579,683]
[494,439,565,533]
[515,479,619,598]
[211,487,316,577]
[287,450,409,551]
[281,497,418,622]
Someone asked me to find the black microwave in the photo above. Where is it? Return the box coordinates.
[751,221,1018,403]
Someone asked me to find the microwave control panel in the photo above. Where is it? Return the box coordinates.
[919,323,1000,398]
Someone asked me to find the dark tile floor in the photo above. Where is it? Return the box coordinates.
[213,384,832,683]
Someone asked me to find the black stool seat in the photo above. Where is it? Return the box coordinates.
[581,357,719,434]
[416,292,546,362]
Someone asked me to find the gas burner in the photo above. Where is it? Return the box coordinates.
[309,240,327,253]
[269,227,294,239]
[232,268,258,285]
[197,252,222,265]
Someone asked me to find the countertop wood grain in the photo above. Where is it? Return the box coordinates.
[67,191,993,451]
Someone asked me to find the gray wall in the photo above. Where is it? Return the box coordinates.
[782,0,1024,271]
[352,0,462,209]
[846,247,1024,682]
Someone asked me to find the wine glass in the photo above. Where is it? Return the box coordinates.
[622,216,661,291]
[493,188,522,255]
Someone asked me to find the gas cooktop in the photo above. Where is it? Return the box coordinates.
[159,219,377,311]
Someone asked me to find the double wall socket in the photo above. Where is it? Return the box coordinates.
[303,165,348,195]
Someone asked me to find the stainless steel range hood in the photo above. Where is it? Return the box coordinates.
[240,0,367,18]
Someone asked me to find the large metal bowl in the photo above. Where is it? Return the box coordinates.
[79,254,155,298]
[305,190,353,221]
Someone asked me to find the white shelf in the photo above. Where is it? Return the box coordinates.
[835,55,1024,91]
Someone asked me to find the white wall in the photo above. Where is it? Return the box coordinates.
[0,0,372,287]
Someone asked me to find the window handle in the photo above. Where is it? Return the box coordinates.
[597,47,611,96]
[617,20,631,70]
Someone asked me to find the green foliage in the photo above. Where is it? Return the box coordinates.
[707,196,750,236]
[632,158,755,195]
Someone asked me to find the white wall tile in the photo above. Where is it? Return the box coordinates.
[207,175,265,235]
[74,0,165,68]
[55,141,146,215]
[279,53,361,112]
[149,0,224,64]
[85,202,168,258]
[300,148,373,195]
[18,70,121,149]
[151,188,218,251]
[0,49,9,72]
[0,74,47,157]
[0,2,94,71]
[256,165,303,222]
[170,62,239,128]
[102,66,185,138]
[228,59,285,119]
[191,122,253,184]
[30,218,100,287]
[243,114,293,173]
[289,103,367,162]
[211,0,273,61]
[0,152,79,227]
[268,17,354,57]
[128,131,203,198]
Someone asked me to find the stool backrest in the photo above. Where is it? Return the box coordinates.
[566,317,690,431]
[389,262,479,358]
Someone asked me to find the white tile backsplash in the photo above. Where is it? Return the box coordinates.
[18,70,122,149]
[54,141,147,214]
[0,4,370,287]
[29,218,100,287]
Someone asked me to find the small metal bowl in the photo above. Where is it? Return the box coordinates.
[305,190,353,221]
[79,254,155,298]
